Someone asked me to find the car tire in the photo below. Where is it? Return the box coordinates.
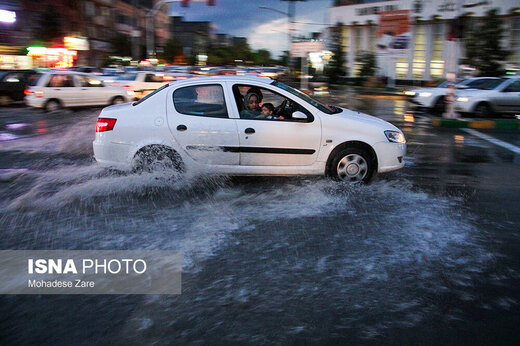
[329,147,375,183]
[474,102,491,118]
[433,96,446,114]
[44,99,61,112]
[132,146,184,174]
[111,96,125,105]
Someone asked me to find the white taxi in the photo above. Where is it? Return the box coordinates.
[93,76,406,183]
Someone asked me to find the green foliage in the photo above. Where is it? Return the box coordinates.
[206,42,273,65]
[325,23,347,84]
[160,39,184,63]
[355,51,377,77]
[463,9,510,76]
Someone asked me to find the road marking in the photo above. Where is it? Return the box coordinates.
[462,128,520,155]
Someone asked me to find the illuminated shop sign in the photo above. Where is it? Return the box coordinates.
[0,9,16,23]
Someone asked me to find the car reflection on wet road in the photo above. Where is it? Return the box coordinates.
[1,97,519,344]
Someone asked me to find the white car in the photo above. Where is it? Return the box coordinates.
[406,77,500,113]
[24,71,134,112]
[93,76,406,183]
[108,71,169,99]
[455,77,520,117]
[404,77,504,114]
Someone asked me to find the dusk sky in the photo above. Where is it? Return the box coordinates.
[169,0,333,58]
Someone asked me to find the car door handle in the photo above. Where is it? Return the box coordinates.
[176,124,187,131]
[245,128,255,134]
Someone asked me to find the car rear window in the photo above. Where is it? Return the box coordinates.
[27,73,43,86]
[116,73,138,81]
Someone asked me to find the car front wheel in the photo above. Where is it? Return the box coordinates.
[111,96,125,105]
[474,102,491,118]
[329,147,375,183]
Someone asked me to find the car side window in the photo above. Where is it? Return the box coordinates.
[173,84,228,119]
[4,72,23,83]
[503,81,520,92]
[145,74,163,82]
[47,75,75,87]
[233,84,313,121]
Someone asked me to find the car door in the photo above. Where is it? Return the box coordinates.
[495,80,520,113]
[74,74,104,106]
[231,83,322,166]
[166,83,240,165]
[45,74,78,106]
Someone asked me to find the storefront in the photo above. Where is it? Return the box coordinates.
[328,0,520,81]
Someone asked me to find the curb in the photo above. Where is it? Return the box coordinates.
[431,118,520,130]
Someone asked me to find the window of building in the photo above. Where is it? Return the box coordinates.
[85,1,95,17]
[430,23,444,78]
[396,58,408,79]
[413,25,426,79]
[511,16,520,66]
[368,25,377,52]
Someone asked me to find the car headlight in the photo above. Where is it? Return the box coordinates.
[418,92,432,97]
[404,91,416,96]
[457,97,469,102]
[385,130,406,143]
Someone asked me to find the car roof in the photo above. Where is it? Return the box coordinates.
[169,75,273,86]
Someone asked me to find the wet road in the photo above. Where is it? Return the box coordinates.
[1,97,519,344]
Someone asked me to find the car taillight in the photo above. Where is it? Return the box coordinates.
[35,91,44,98]
[24,89,33,95]
[96,118,117,132]
[123,85,132,90]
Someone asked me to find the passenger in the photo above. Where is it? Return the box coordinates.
[240,92,262,119]
[260,103,284,120]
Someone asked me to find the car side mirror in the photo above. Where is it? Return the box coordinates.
[292,111,308,120]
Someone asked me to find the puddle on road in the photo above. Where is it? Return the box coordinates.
[0,106,514,343]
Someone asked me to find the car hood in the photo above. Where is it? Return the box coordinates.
[332,107,399,130]
[456,89,492,97]
[410,87,443,94]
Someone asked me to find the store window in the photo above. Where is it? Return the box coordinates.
[413,25,426,79]
[510,17,520,67]
[430,23,444,78]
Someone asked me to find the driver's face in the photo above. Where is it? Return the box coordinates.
[248,95,259,110]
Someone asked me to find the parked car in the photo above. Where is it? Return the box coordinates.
[108,71,169,99]
[455,77,520,117]
[93,76,406,183]
[0,69,38,105]
[406,77,501,114]
[24,71,134,112]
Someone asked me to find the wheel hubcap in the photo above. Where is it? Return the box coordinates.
[337,154,368,182]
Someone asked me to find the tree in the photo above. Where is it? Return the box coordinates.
[325,23,347,84]
[109,34,132,57]
[463,9,510,76]
[355,51,377,77]
[253,49,272,65]
[161,39,184,63]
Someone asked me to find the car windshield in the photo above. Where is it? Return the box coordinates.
[133,82,170,106]
[465,78,504,90]
[271,81,341,114]
[116,73,138,81]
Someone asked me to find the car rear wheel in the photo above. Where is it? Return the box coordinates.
[474,102,491,118]
[329,147,375,183]
[132,146,184,174]
[111,96,125,105]
[44,99,61,112]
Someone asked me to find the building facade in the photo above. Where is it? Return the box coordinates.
[328,0,520,81]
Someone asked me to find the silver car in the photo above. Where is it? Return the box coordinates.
[455,77,520,118]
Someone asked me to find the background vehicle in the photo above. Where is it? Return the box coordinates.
[406,77,500,114]
[455,77,520,118]
[93,76,406,183]
[108,71,169,99]
[24,71,134,112]
[0,69,38,105]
